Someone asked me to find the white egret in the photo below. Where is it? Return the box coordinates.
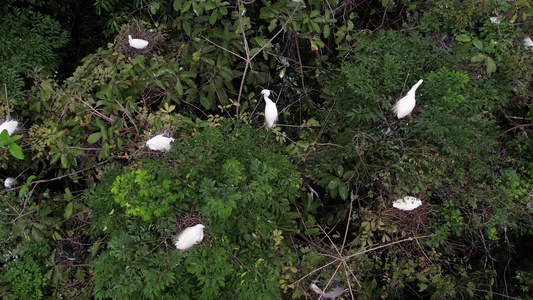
[392,79,423,119]
[0,120,18,136]
[490,16,501,24]
[128,35,149,50]
[174,224,205,250]
[392,196,423,211]
[261,89,278,128]
[4,177,17,188]
[146,134,174,152]
[523,37,533,49]
[310,277,345,299]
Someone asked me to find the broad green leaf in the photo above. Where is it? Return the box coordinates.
[64,202,73,218]
[304,228,320,236]
[26,175,36,185]
[61,154,68,168]
[343,170,355,180]
[418,283,428,292]
[327,178,339,190]
[200,96,215,110]
[19,185,27,197]
[338,182,348,200]
[472,39,483,50]
[456,34,471,42]
[51,152,61,165]
[8,143,24,160]
[486,57,497,74]
[176,80,184,95]
[87,132,102,144]
[149,1,159,14]
[296,140,310,149]
[323,24,330,38]
[173,0,182,11]
[31,228,44,242]
[54,231,63,240]
[470,54,486,63]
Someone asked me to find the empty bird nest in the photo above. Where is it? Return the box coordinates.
[384,203,434,232]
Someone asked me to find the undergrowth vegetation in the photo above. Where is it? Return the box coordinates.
[1,0,533,299]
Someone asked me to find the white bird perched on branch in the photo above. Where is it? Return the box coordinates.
[0,120,18,136]
[146,134,175,152]
[174,224,205,251]
[128,35,149,49]
[261,89,278,128]
[393,196,423,211]
[392,79,423,119]
[4,177,17,188]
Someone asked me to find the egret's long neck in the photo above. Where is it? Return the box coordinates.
[264,96,274,105]
[408,79,423,94]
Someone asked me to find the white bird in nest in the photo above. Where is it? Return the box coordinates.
[128,35,149,50]
[391,79,423,119]
[393,196,423,211]
[174,224,205,251]
[4,177,17,188]
[260,89,278,128]
[146,134,175,152]
[0,120,18,136]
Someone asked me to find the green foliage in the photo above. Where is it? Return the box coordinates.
[88,120,301,299]
[0,130,25,160]
[337,30,443,126]
[0,7,69,94]
[1,241,52,299]
[111,169,179,221]
[2,0,533,298]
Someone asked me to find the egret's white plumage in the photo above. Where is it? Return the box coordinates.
[174,224,205,250]
[392,79,423,119]
[261,89,278,127]
[393,196,423,211]
[146,134,175,152]
[523,37,533,49]
[310,278,345,299]
[4,177,17,188]
[128,35,149,49]
[490,16,501,24]
[0,120,18,136]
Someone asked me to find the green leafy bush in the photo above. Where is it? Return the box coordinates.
[1,241,52,299]
[0,8,68,94]
[88,120,301,299]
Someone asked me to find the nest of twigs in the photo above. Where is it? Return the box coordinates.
[55,239,87,269]
[119,25,155,57]
[384,203,434,232]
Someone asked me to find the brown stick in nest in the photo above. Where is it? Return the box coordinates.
[384,203,435,232]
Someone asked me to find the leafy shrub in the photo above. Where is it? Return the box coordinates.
[1,241,52,299]
[0,8,68,94]
[88,120,301,299]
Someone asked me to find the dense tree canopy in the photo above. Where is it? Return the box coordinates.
[1,0,533,299]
